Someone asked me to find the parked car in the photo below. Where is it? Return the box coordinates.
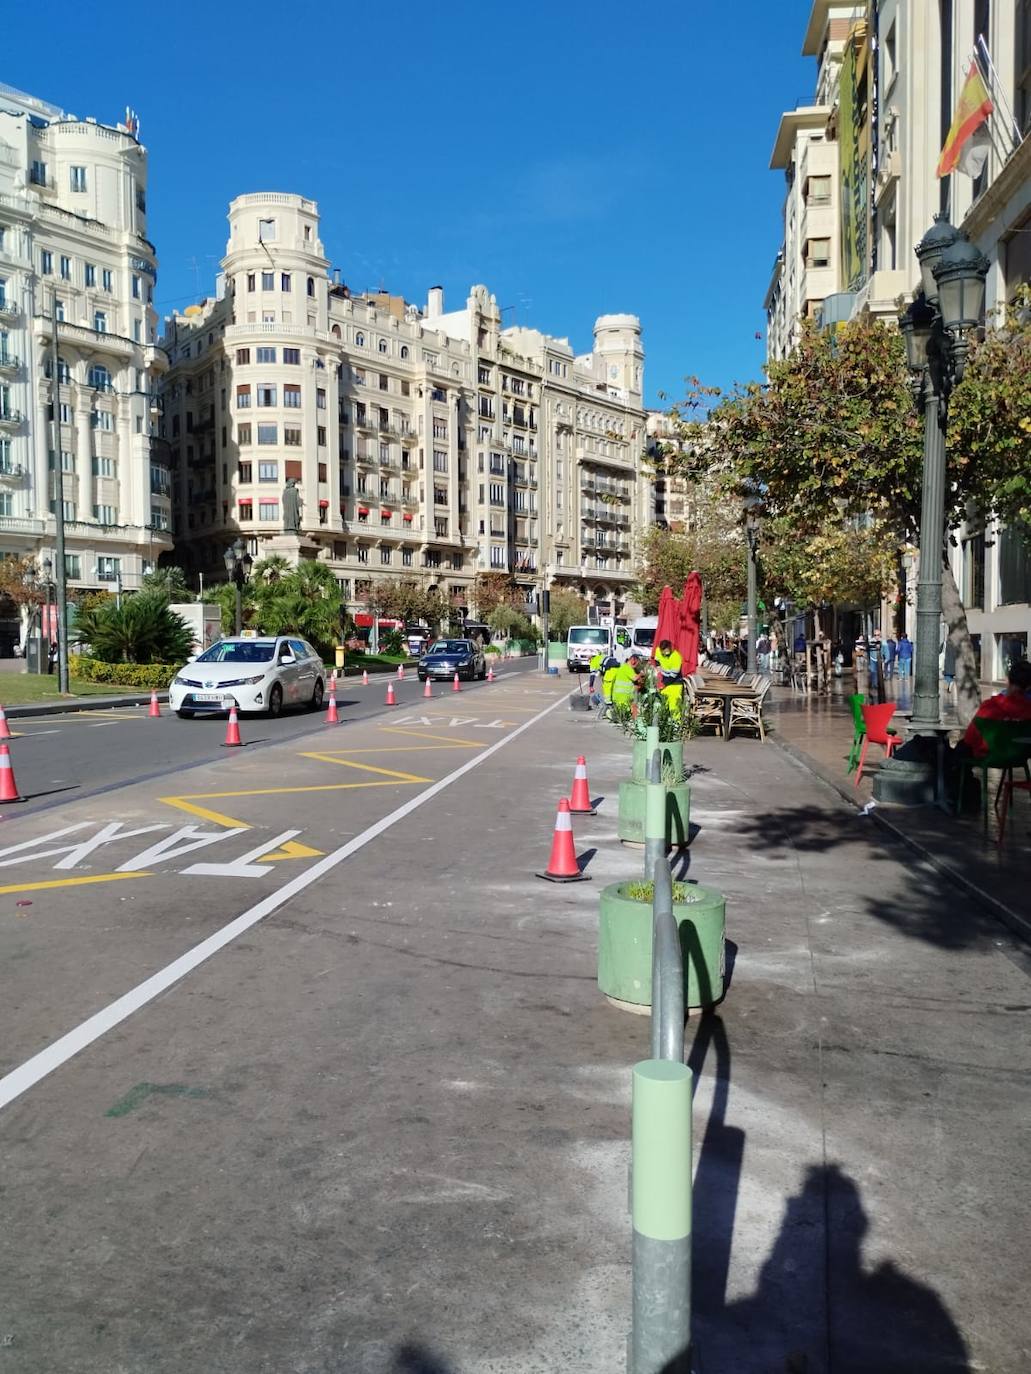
[170,634,325,718]
[417,638,486,682]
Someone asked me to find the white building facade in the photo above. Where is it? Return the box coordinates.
[0,83,171,634]
[161,193,647,623]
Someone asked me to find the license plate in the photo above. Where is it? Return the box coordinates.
[193,693,226,702]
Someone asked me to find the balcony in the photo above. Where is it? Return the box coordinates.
[0,463,27,483]
[0,515,42,536]
[0,301,18,319]
[0,352,19,374]
[0,409,22,429]
[356,413,375,432]
[399,428,417,446]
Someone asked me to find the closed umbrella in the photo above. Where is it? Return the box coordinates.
[679,572,703,675]
[653,585,679,659]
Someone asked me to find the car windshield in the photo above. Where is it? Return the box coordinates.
[197,641,276,664]
[427,641,471,655]
[569,628,609,645]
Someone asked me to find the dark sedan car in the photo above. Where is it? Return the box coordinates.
[418,638,487,682]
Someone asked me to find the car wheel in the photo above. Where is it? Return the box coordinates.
[176,709,194,720]
[418,673,426,681]
[310,678,325,711]
[478,665,487,679]
[267,684,283,718]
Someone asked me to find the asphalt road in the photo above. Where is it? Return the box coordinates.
[2,661,539,816]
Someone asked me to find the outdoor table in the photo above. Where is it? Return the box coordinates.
[694,683,760,741]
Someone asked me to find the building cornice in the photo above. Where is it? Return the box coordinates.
[770,107,831,169]
[962,136,1031,243]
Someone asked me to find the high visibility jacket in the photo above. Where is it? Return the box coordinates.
[589,652,604,673]
[601,665,619,701]
[655,647,683,684]
[611,662,640,702]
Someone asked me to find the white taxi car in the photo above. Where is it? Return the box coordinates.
[170,634,326,718]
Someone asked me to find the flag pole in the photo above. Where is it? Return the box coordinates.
[974,37,1021,149]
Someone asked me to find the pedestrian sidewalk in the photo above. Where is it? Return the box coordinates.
[561,711,1029,1372]
[767,680,1031,942]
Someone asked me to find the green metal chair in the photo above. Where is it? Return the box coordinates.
[957,717,1031,834]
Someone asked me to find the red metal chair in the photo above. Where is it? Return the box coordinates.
[854,703,898,786]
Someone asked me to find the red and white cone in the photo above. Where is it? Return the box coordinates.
[568,755,596,815]
[536,799,588,883]
[362,669,369,687]
[0,742,24,802]
[487,665,494,683]
[385,681,397,706]
[222,704,243,748]
[397,664,405,682]
[330,669,338,694]
[423,677,433,698]
[326,690,339,725]
[148,689,161,719]
[452,672,462,693]
[0,703,12,740]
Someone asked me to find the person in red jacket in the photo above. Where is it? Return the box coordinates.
[960,660,1031,757]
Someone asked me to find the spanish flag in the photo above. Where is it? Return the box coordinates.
[937,64,994,178]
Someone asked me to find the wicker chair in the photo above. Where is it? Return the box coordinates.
[727,680,770,741]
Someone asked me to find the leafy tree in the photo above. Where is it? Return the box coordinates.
[141,566,193,604]
[665,317,995,723]
[546,587,588,640]
[473,572,521,616]
[488,603,538,643]
[73,594,194,665]
[368,577,445,628]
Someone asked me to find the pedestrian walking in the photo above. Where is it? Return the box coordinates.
[882,635,897,679]
[943,640,957,692]
[897,633,913,677]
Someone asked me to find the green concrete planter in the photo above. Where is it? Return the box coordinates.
[617,778,691,848]
[631,737,685,784]
[597,880,726,1011]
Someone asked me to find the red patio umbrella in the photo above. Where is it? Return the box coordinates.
[653,585,679,660]
[678,572,703,675]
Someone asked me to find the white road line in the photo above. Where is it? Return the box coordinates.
[0,689,567,1112]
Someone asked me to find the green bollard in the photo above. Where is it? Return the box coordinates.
[631,1059,693,1372]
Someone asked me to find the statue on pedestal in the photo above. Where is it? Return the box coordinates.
[282,478,303,533]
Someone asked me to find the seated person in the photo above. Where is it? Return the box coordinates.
[958,660,1031,758]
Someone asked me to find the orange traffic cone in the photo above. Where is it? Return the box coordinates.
[0,703,12,740]
[423,677,433,698]
[397,664,405,681]
[569,755,596,815]
[148,689,161,719]
[222,704,243,748]
[452,672,462,693]
[385,681,397,706]
[536,799,588,883]
[487,665,495,683]
[326,691,339,725]
[0,741,24,802]
[330,669,338,694]
[362,669,369,687]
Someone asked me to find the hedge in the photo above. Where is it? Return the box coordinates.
[70,655,184,690]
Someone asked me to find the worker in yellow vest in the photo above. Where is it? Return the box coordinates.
[654,638,685,718]
[600,652,621,708]
[588,650,604,693]
[611,653,643,708]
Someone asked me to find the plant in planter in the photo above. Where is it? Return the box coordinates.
[597,878,726,1012]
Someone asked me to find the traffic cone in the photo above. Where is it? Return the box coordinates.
[536,799,588,883]
[423,677,433,698]
[0,742,24,802]
[397,664,405,681]
[330,669,338,694]
[452,672,461,693]
[326,690,339,725]
[568,755,596,815]
[0,703,12,740]
[385,681,397,706]
[362,669,369,687]
[148,689,161,719]
[487,665,494,683]
[222,704,243,748]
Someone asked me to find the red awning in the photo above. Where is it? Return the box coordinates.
[318,499,329,508]
[381,509,392,517]
[358,506,369,516]
[402,513,413,521]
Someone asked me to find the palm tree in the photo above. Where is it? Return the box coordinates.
[74,594,194,664]
[140,566,193,604]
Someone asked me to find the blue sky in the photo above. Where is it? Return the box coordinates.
[5,0,813,406]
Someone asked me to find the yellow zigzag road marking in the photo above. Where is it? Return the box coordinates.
[295,755,432,782]
[0,871,150,896]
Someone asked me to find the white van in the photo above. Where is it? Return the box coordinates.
[629,616,658,656]
[566,624,613,673]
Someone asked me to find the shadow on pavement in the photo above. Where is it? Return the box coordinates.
[680,1017,970,1373]
[394,1345,455,1373]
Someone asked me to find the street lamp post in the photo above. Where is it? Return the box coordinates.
[743,493,762,677]
[223,538,253,636]
[874,217,988,804]
[42,556,54,674]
